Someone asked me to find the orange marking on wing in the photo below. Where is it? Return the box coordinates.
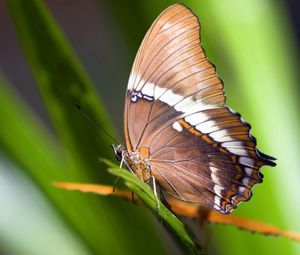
[201,135,213,144]
[231,155,238,163]
[226,190,236,200]
[220,199,228,210]
[140,146,150,158]
[178,119,232,155]
[219,147,228,154]
[178,119,215,143]
[178,119,201,136]
[124,108,132,153]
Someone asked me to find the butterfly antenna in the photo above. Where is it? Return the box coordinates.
[74,102,119,144]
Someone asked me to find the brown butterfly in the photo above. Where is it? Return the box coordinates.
[113,3,276,214]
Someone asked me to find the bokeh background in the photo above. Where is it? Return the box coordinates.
[1,0,300,254]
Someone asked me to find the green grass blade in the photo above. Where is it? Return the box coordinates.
[6,0,115,181]
[0,158,92,255]
[106,163,202,255]
[0,77,96,254]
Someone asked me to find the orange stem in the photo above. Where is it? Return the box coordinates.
[53,182,300,243]
[206,211,300,242]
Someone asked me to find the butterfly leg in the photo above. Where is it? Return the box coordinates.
[120,151,125,168]
[151,175,160,212]
[112,176,120,192]
[113,152,126,192]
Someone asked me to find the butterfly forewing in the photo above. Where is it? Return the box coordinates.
[124,4,224,151]
[124,4,275,214]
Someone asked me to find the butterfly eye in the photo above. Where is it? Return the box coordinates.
[112,144,123,161]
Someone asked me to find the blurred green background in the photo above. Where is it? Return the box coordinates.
[0,0,300,254]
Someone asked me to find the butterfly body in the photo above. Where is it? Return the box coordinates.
[126,152,151,182]
[115,4,276,214]
[114,145,151,182]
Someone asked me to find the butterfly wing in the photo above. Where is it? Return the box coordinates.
[145,107,275,213]
[124,3,224,152]
[124,4,275,214]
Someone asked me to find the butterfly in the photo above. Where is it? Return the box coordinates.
[113,3,276,214]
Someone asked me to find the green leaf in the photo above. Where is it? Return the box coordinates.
[101,159,203,255]
[0,77,96,254]
[6,0,115,182]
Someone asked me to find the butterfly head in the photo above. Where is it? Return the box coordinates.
[112,144,126,162]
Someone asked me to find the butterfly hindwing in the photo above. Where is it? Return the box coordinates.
[144,107,275,213]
